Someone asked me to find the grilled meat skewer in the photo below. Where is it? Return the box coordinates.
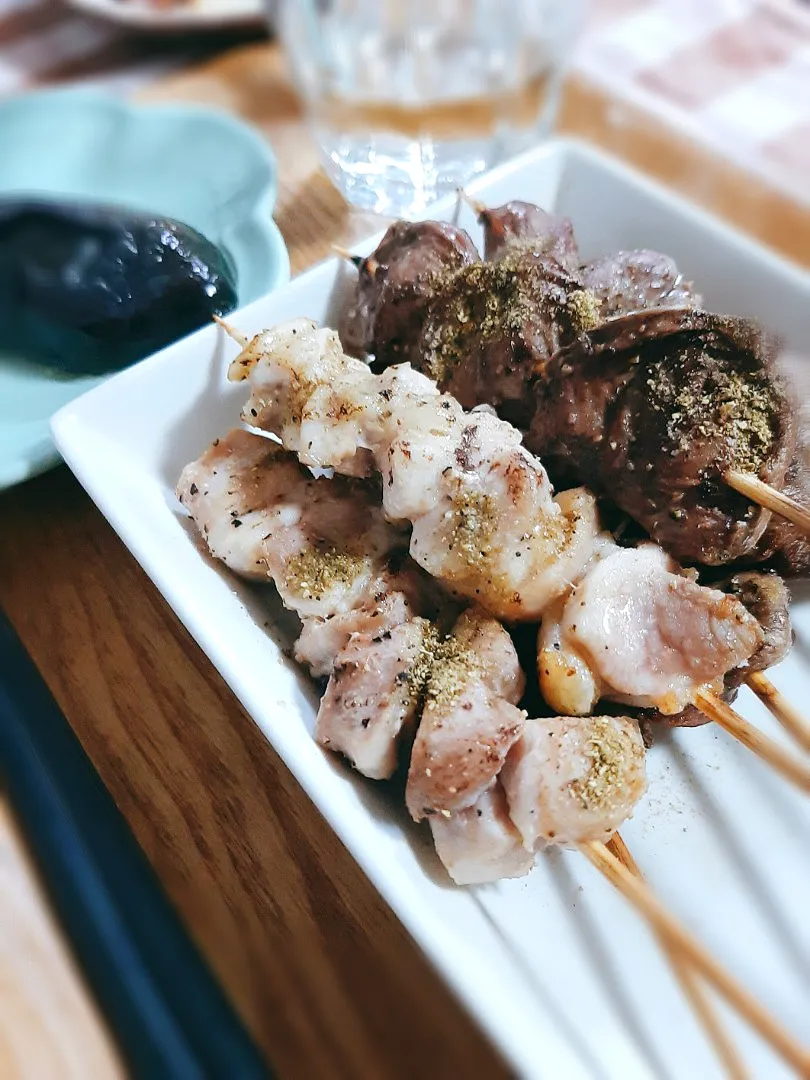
[229,318,601,621]
[175,404,797,884]
[418,247,596,429]
[227,318,764,717]
[475,198,580,268]
[529,308,798,565]
[176,430,647,882]
[340,220,478,367]
[341,203,810,574]
[473,197,701,313]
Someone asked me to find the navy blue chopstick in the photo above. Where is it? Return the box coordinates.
[0,609,271,1080]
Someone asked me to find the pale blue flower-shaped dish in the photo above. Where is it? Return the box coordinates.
[0,89,290,490]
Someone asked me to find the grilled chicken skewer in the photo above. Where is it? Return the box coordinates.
[537,542,810,790]
[176,427,647,872]
[228,317,601,622]
[176,428,447,779]
[177,425,809,1075]
[220,317,810,788]
[334,211,810,742]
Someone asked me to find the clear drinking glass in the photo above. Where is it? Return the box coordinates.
[277,0,586,217]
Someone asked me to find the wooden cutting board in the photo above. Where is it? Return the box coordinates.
[2,40,808,1080]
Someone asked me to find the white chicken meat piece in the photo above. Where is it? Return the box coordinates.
[295,589,418,678]
[540,543,762,716]
[316,618,434,780]
[406,609,526,820]
[228,319,600,621]
[429,782,534,886]
[229,319,377,478]
[176,428,408,623]
[537,532,618,717]
[501,715,647,848]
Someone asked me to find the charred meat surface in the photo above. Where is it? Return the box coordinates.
[529,309,797,565]
[340,220,478,366]
[418,248,598,429]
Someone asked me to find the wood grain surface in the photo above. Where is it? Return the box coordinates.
[0,802,124,1080]
[0,41,808,1080]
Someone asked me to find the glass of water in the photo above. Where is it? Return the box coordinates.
[277,0,586,217]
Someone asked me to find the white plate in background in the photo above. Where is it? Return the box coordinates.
[62,0,266,32]
[51,140,810,1080]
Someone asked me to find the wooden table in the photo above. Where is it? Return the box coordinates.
[1,42,808,1080]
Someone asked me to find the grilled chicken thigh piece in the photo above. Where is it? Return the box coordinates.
[230,318,600,621]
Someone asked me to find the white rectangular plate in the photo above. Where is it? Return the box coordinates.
[52,140,810,1080]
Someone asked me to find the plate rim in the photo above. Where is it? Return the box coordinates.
[60,0,267,31]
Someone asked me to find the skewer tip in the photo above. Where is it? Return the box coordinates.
[331,244,365,268]
[213,314,249,347]
[457,188,488,218]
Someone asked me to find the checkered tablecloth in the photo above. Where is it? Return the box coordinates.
[576,0,810,207]
[1,0,809,205]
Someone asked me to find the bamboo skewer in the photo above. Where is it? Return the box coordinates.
[745,672,810,756]
[213,315,249,347]
[581,841,810,1077]
[725,470,810,536]
[332,244,364,267]
[457,188,488,217]
[695,690,810,793]
[608,835,748,1080]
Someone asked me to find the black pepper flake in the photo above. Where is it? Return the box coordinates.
[232,518,243,528]
[189,483,198,496]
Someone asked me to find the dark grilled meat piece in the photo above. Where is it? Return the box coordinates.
[476,200,579,269]
[529,308,798,566]
[417,249,598,428]
[581,250,701,317]
[477,201,698,313]
[340,220,479,366]
[719,571,792,678]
